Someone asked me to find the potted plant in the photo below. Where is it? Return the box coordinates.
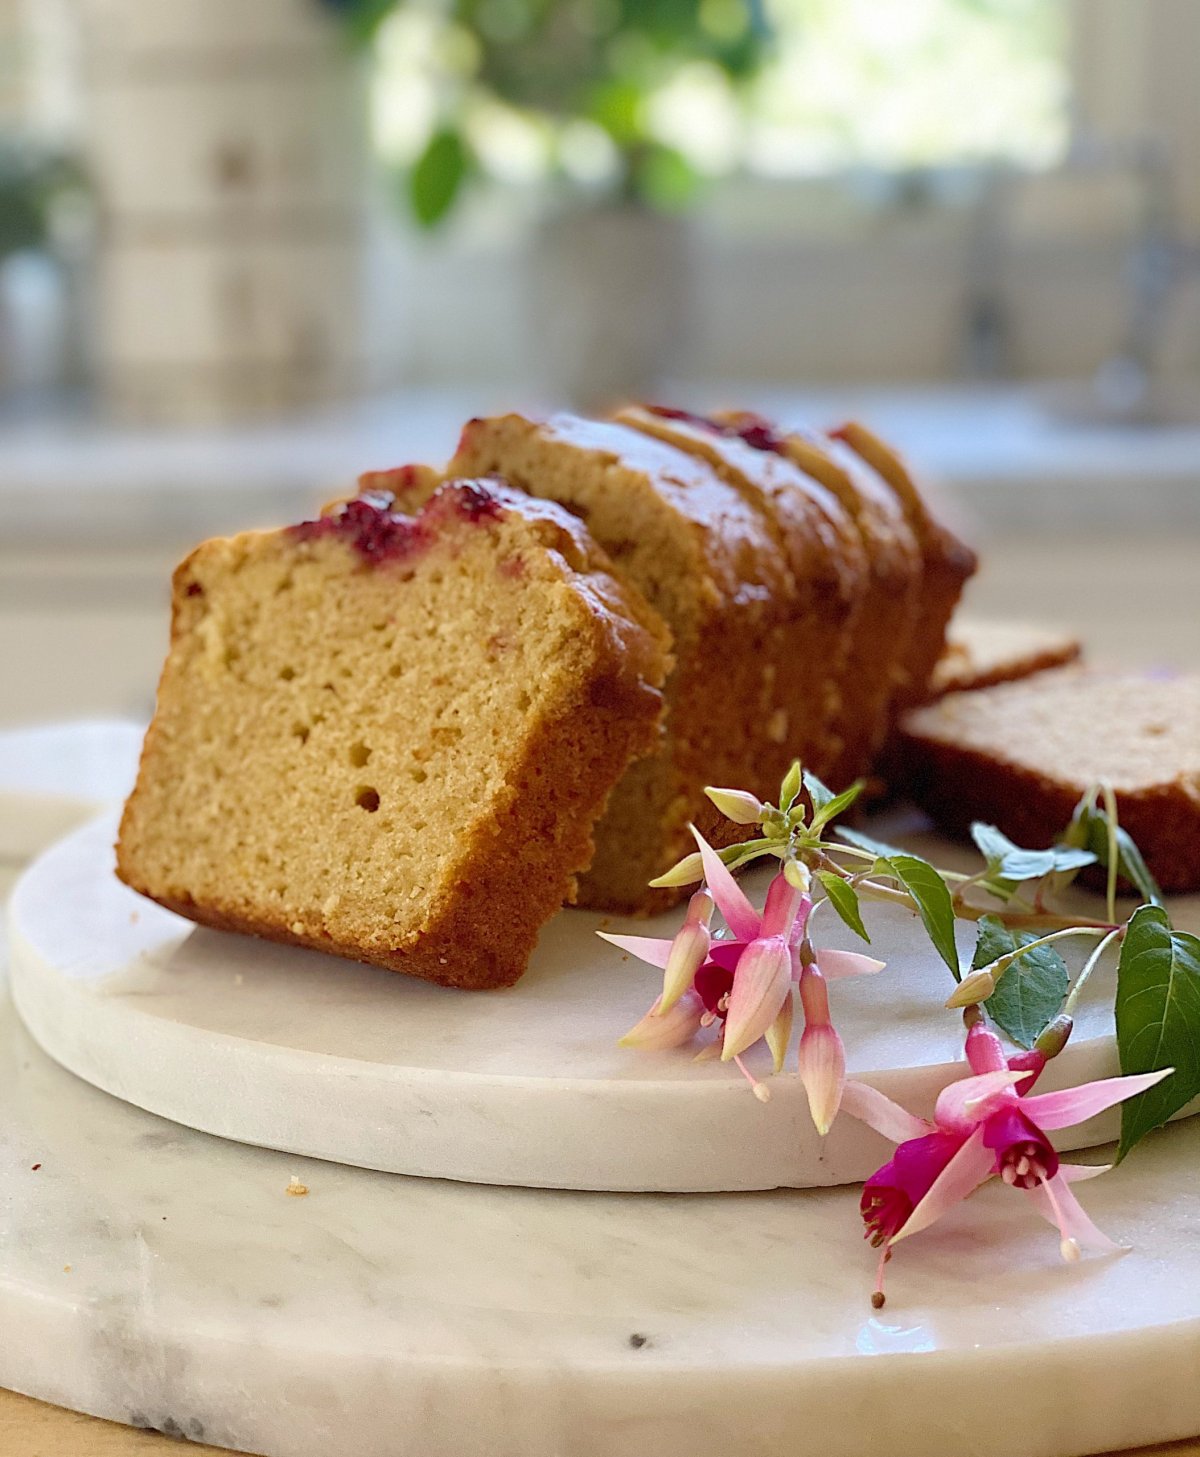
[327,0,772,405]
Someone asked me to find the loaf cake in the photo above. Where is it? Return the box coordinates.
[116,479,670,987]
[929,617,1082,697]
[640,407,925,784]
[899,666,1200,892]
[444,412,800,912]
[830,419,977,713]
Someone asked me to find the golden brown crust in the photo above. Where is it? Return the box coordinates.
[898,668,1200,894]
[831,419,976,710]
[448,411,789,913]
[615,407,870,787]
[117,479,670,987]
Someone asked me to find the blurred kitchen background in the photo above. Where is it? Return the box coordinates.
[1,0,1199,728]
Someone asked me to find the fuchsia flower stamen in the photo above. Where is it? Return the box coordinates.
[843,1021,1173,1305]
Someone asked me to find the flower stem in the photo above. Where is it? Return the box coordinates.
[1062,925,1125,1016]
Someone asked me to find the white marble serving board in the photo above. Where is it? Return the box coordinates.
[10,812,1198,1193]
[2,980,1200,1457]
[0,719,143,861]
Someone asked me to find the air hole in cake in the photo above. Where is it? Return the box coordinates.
[292,723,310,744]
[409,767,428,785]
[279,666,296,681]
[388,662,404,678]
[517,690,532,712]
[348,741,371,768]
[355,786,381,813]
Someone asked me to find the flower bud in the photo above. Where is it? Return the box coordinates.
[944,967,997,1009]
[798,1020,846,1135]
[784,858,812,893]
[704,786,765,826]
[1034,1013,1074,1059]
[648,851,704,889]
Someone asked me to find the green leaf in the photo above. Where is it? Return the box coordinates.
[1115,904,1200,1160]
[1064,799,1164,908]
[970,822,1096,883]
[836,826,905,859]
[815,870,870,943]
[881,852,960,980]
[803,769,833,814]
[779,760,803,812]
[408,128,471,228]
[807,775,865,833]
[632,144,701,213]
[970,915,1068,1050]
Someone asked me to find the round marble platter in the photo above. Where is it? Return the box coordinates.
[10,812,1199,1193]
[2,980,1200,1457]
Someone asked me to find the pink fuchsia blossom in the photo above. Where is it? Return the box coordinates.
[842,1022,1173,1306]
[603,827,884,1114]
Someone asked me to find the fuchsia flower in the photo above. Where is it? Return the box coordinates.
[605,828,884,1125]
[842,1021,1173,1306]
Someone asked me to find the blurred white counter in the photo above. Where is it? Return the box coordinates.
[1,382,1199,547]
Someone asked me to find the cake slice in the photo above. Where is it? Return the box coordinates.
[614,405,868,786]
[830,419,976,712]
[117,480,670,987]
[899,666,1200,893]
[445,412,794,912]
[929,617,1082,698]
[699,409,924,784]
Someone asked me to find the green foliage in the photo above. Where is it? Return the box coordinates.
[803,770,864,833]
[1062,794,1164,908]
[971,915,1068,1050]
[1115,905,1200,1160]
[879,852,960,981]
[328,0,771,224]
[815,870,869,943]
[408,128,473,227]
[970,822,1095,886]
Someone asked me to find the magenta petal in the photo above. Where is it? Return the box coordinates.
[707,940,748,972]
[841,1080,933,1145]
[691,826,760,942]
[1022,1069,1174,1132]
[892,1126,995,1243]
[596,932,675,969]
[1023,1171,1123,1255]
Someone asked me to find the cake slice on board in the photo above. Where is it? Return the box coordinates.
[928,617,1082,697]
[116,480,670,988]
[899,666,1200,893]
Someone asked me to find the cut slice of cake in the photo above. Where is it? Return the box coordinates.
[898,666,1200,893]
[614,405,868,787]
[830,419,976,713]
[929,617,1082,698]
[687,409,924,785]
[117,480,671,987]
[445,412,794,913]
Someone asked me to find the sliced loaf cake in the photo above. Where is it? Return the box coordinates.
[117,480,670,986]
[929,617,1082,697]
[899,666,1200,893]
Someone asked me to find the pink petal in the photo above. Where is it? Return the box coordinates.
[618,989,705,1050]
[1059,1162,1111,1183]
[798,1021,846,1135]
[765,989,794,1075]
[1024,1171,1123,1256]
[721,936,791,1060]
[660,918,712,1012]
[597,932,675,969]
[816,948,887,979]
[761,874,808,939]
[691,825,760,942]
[1022,1068,1173,1132]
[841,1080,932,1145]
[892,1126,995,1243]
[934,1070,1023,1133]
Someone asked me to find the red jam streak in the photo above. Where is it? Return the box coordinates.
[289,479,502,565]
[645,404,788,456]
